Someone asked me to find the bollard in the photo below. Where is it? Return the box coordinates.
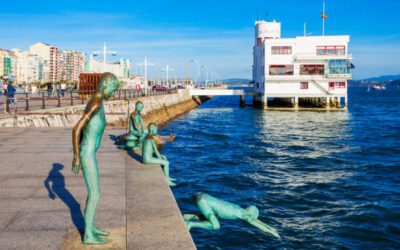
[57,93,61,107]
[118,90,121,99]
[5,97,10,113]
[42,92,45,109]
[25,93,29,111]
[124,90,127,99]
[70,91,74,106]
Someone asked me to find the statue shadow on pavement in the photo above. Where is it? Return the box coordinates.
[44,163,84,239]
[109,134,143,162]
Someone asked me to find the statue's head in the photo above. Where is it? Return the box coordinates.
[148,122,158,135]
[135,101,144,112]
[98,73,120,100]
[245,205,259,220]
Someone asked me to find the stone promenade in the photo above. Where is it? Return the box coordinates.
[0,128,195,250]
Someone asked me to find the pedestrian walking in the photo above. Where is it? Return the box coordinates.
[47,82,52,97]
[61,82,67,97]
[0,79,4,97]
[56,84,61,97]
[7,82,16,105]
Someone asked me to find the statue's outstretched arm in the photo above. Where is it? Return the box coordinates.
[246,219,281,239]
[72,97,101,174]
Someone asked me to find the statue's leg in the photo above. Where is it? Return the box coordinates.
[183,214,200,221]
[81,153,108,244]
[186,195,220,231]
[145,157,176,186]
[138,132,147,146]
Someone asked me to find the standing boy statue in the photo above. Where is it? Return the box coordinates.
[183,193,280,239]
[72,73,120,244]
[142,123,176,186]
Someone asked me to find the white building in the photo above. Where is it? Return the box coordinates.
[11,49,42,83]
[58,50,85,83]
[253,20,352,109]
[86,54,131,80]
[29,42,59,83]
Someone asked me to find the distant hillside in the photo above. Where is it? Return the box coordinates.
[361,74,400,82]
[350,74,400,89]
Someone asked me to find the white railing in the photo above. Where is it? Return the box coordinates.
[294,53,353,61]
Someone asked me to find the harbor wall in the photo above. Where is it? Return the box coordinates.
[0,90,210,128]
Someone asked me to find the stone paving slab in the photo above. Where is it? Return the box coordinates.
[0,128,195,249]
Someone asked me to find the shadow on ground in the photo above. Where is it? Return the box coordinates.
[44,163,84,238]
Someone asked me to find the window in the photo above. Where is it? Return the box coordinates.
[300,65,325,75]
[300,82,308,89]
[271,46,292,55]
[329,82,346,89]
[329,60,351,74]
[269,65,294,75]
[317,46,345,55]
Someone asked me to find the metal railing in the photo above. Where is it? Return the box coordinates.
[1,88,178,115]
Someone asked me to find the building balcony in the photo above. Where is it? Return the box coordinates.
[266,73,352,81]
[326,73,352,80]
[294,53,353,61]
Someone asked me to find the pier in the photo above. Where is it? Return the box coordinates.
[190,87,347,110]
[0,128,195,249]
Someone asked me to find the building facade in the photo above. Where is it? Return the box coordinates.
[59,50,85,83]
[86,54,131,80]
[253,20,352,109]
[0,49,13,78]
[11,49,43,83]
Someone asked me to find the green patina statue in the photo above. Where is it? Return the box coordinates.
[72,73,120,244]
[183,193,281,239]
[142,123,176,187]
[125,101,148,149]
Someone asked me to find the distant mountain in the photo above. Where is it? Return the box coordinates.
[361,74,400,82]
[223,78,252,85]
[350,74,400,89]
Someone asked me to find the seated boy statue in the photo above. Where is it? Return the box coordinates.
[183,193,280,239]
[142,123,176,186]
[125,101,147,149]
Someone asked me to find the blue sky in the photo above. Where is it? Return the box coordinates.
[1,0,400,80]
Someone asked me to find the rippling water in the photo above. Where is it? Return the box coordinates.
[162,87,400,249]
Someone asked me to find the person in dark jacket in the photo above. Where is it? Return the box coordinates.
[47,82,53,97]
[7,82,16,105]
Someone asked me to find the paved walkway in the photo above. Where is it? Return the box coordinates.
[0,128,195,249]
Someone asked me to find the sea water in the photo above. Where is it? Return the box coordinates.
[162,87,400,249]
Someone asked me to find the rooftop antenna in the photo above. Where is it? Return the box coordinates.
[304,22,312,36]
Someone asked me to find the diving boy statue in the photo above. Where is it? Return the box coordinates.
[72,73,120,244]
[142,123,176,186]
[183,193,281,239]
[126,101,147,149]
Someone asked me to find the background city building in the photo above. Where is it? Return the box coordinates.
[253,20,352,107]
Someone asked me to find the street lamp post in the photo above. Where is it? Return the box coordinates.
[191,59,201,86]
[92,42,117,72]
[161,64,174,88]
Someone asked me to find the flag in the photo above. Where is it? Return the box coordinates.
[322,12,328,19]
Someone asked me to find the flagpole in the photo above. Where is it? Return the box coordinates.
[322,0,325,36]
